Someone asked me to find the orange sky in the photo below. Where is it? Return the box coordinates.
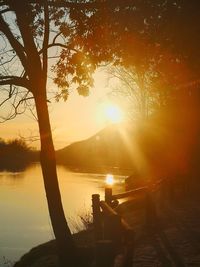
[0,69,118,149]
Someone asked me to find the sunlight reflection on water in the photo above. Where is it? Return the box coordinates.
[0,163,126,263]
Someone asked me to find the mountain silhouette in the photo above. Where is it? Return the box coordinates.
[56,123,136,172]
[56,103,199,179]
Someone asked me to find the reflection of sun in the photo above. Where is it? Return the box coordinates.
[103,103,124,123]
[105,174,114,185]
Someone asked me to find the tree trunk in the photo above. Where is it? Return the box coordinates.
[34,90,79,267]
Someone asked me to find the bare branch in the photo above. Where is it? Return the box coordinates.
[29,0,134,9]
[11,1,42,76]
[0,92,11,107]
[28,105,38,121]
[42,0,49,80]
[0,88,34,122]
[0,8,10,15]
[19,130,40,144]
[0,75,30,88]
[0,15,27,70]
[14,96,34,114]
[52,32,62,44]
[39,42,78,55]
[0,53,16,65]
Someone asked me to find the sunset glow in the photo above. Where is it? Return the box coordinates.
[102,103,124,123]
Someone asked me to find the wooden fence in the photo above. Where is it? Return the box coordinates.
[91,177,175,267]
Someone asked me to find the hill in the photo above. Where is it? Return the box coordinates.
[56,123,136,172]
[56,102,200,180]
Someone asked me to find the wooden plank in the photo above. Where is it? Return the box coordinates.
[100,201,133,231]
[112,186,148,200]
[92,194,102,240]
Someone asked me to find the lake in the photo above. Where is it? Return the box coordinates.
[0,163,126,265]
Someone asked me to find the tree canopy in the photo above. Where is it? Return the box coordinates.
[0,0,199,114]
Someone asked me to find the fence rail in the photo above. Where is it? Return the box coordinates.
[91,176,175,267]
[111,186,147,200]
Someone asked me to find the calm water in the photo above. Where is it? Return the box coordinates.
[0,163,126,264]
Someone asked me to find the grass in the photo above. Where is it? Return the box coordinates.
[0,256,14,267]
[69,207,93,233]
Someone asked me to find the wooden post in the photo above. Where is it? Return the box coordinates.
[105,187,112,205]
[92,194,102,240]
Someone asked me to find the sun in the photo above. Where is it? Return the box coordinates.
[103,103,124,123]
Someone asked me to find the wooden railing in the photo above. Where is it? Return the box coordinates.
[91,177,173,267]
[92,184,150,267]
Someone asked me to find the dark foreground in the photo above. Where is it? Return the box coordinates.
[14,229,95,267]
[14,190,200,267]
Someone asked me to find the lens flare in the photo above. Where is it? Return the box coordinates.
[105,174,114,186]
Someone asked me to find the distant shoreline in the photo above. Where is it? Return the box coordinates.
[0,161,133,177]
[57,163,133,176]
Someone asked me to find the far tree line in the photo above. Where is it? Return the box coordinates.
[0,138,38,171]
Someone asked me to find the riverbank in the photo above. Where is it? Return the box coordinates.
[13,191,200,267]
[14,229,95,267]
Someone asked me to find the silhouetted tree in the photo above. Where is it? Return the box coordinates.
[0,138,35,171]
[0,1,98,265]
[0,1,144,266]
[0,138,6,147]
[0,1,199,266]
[106,0,200,122]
